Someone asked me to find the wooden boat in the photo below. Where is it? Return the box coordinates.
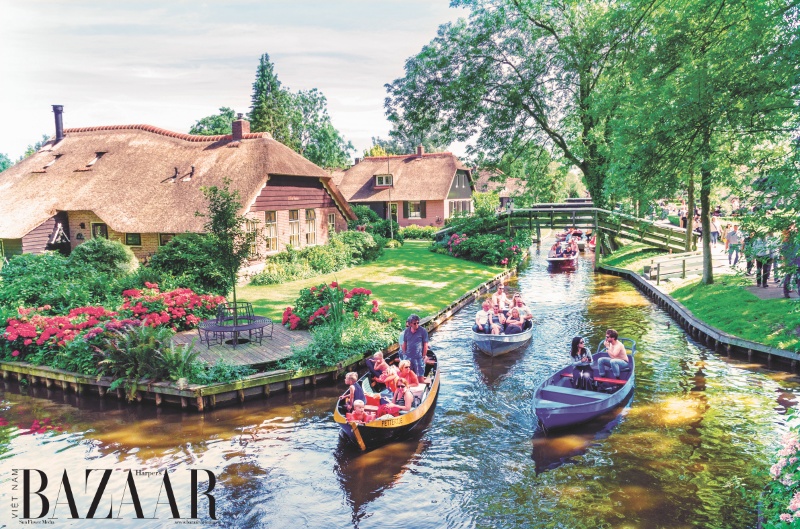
[533,338,636,431]
[334,351,440,451]
[586,235,596,251]
[472,325,533,357]
[546,242,578,268]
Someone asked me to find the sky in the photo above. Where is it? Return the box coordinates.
[0,1,468,162]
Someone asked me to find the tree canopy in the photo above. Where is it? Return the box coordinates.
[189,107,236,136]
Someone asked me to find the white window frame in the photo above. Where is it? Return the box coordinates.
[265,211,278,252]
[305,209,316,246]
[289,210,300,247]
[245,218,260,258]
[375,174,393,186]
[327,213,336,235]
[408,201,422,219]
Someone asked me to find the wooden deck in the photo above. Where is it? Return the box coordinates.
[173,323,312,367]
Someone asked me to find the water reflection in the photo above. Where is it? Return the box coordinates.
[1,247,799,528]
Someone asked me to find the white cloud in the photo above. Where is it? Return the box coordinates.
[0,1,467,160]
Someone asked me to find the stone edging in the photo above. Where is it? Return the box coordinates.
[1,261,522,411]
[598,264,800,369]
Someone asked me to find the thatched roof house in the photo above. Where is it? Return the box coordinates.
[0,107,355,261]
[336,146,473,227]
[473,169,526,209]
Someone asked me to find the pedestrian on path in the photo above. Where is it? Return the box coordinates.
[725,225,743,266]
[710,218,721,247]
[753,234,778,288]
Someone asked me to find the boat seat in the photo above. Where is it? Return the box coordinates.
[540,386,606,402]
[535,399,570,408]
[561,373,626,385]
[409,384,426,398]
[364,405,379,413]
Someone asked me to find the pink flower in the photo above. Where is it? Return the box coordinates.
[781,513,793,522]
[11,350,20,357]
[500,240,506,243]
[330,281,338,288]
[23,339,32,346]
[353,311,359,319]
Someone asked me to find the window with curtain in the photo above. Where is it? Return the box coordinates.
[305,209,316,245]
[265,211,277,251]
[289,210,300,247]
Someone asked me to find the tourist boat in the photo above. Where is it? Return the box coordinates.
[586,235,596,252]
[334,351,440,451]
[533,338,636,431]
[546,243,578,269]
[472,326,534,357]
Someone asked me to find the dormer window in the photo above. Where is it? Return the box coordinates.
[43,154,62,170]
[375,174,393,187]
[86,152,106,167]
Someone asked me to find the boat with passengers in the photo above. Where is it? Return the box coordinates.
[533,338,636,430]
[334,350,440,451]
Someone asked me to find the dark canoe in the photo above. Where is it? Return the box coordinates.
[334,351,440,451]
[472,326,533,357]
[533,338,636,431]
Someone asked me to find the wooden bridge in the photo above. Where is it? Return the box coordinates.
[438,202,698,255]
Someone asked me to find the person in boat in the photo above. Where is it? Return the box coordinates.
[402,314,429,377]
[568,238,579,256]
[491,284,511,313]
[366,351,388,379]
[473,300,492,334]
[343,371,366,412]
[570,337,594,389]
[511,294,534,330]
[597,329,628,379]
[504,307,525,334]
[551,242,563,256]
[398,359,428,386]
[346,400,375,424]
[489,304,506,335]
[386,381,415,415]
[398,320,410,361]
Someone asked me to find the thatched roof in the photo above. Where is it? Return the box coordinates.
[336,152,470,202]
[473,169,526,198]
[0,125,354,239]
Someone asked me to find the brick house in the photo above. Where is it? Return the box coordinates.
[335,146,473,228]
[0,107,355,263]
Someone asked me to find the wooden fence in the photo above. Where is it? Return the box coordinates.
[644,251,704,285]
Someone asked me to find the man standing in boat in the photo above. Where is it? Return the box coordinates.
[402,314,429,377]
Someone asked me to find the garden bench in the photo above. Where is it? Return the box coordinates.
[198,302,273,348]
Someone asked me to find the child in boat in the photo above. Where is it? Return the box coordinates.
[346,400,375,424]
[343,371,365,412]
[473,300,492,333]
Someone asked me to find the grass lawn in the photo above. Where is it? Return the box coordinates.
[237,240,504,323]
[600,242,668,271]
[671,275,800,352]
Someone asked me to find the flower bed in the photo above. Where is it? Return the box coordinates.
[433,230,531,268]
[281,281,390,331]
[763,413,800,527]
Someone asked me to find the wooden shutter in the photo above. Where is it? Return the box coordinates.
[403,201,409,219]
[420,201,426,219]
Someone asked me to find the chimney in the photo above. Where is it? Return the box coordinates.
[354,157,361,165]
[52,105,64,143]
[232,114,250,141]
[416,144,424,157]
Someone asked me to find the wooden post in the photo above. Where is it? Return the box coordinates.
[210,394,216,408]
[238,389,245,403]
[181,397,188,409]
[748,349,753,361]
[196,396,204,412]
[155,393,162,406]
[263,384,270,399]
[682,258,686,279]
[98,386,106,398]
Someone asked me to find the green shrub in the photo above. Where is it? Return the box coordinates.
[349,205,381,226]
[400,225,439,240]
[69,237,137,277]
[435,230,531,267]
[250,261,314,285]
[98,325,175,400]
[334,231,382,265]
[162,343,200,381]
[303,242,349,273]
[368,219,403,243]
[187,359,256,385]
[148,233,231,295]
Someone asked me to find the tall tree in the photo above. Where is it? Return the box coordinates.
[249,53,299,149]
[385,0,659,207]
[18,135,51,161]
[294,89,354,168]
[0,153,11,173]
[189,107,236,136]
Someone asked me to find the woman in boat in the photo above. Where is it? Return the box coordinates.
[386,381,415,415]
[570,337,594,389]
[511,294,534,330]
[342,371,365,412]
[397,359,427,386]
[473,300,492,333]
[489,304,506,335]
[504,307,524,334]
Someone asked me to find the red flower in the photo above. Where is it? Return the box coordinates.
[11,350,20,357]
[330,281,338,288]
[353,311,359,319]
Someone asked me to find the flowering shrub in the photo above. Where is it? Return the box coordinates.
[118,282,223,331]
[435,230,532,268]
[281,281,385,331]
[763,413,800,527]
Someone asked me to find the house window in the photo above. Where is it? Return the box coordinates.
[409,202,422,218]
[245,218,260,258]
[289,210,300,247]
[159,233,175,246]
[0,240,4,260]
[327,213,336,235]
[125,233,142,246]
[91,223,108,239]
[305,210,316,245]
[375,174,393,187]
[265,211,277,252]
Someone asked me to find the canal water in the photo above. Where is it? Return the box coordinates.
[1,247,797,528]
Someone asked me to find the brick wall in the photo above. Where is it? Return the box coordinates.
[398,200,446,228]
[67,210,161,261]
[246,206,347,259]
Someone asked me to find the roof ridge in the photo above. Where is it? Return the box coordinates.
[362,152,454,161]
[63,124,271,143]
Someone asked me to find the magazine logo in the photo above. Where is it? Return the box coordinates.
[9,468,218,521]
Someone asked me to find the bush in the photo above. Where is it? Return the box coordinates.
[282,281,378,331]
[762,410,800,527]
[400,225,439,240]
[335,231,383,265]
[187,359,256,385]
[98,324,175,400]
[349,204,381,226]
[148,233,231,295]
[368,219,403,243]
[69,237,137,277]
[434,230,531,267]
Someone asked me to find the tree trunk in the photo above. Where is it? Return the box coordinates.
[700,166,714,285]
[685,173,695,252]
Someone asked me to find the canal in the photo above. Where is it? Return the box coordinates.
[1,247,797,528]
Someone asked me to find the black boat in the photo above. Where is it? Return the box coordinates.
[334,351,440,451]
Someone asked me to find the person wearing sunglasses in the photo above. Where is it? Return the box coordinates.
[491,284,511,314]
[397,359,428,386]
[511,295,534,330]
[401,314,428,378]
[598,329,628,379]
[386,381,414,415]
[569,337,594,389]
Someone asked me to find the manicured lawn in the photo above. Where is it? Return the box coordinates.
[238,240,504,323]
[671,275,800,352]
[601,242,668,271]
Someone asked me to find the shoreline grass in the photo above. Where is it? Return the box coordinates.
[238,240,504,323]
